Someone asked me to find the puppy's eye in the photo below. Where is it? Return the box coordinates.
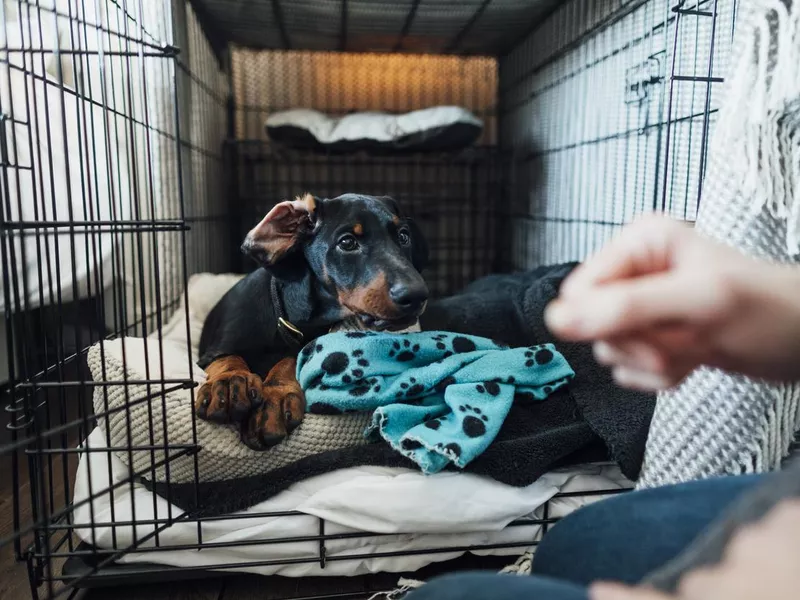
[337,234,359,252]
[398,228,411,247]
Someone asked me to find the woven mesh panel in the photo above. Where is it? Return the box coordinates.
[231,50,498,143]
[499,0,738,269]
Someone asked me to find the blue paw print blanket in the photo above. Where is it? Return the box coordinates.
[296,331,574,474]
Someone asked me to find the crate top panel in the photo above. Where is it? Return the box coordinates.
[190,0,560,55]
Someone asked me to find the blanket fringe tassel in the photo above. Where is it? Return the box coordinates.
[704,0,800,255]
[367,550,534,599]
[366,578,426,600]
[499,550,534,575]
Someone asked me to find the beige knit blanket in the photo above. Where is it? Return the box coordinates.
[88,273,371,483]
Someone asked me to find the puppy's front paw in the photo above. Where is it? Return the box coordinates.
[195,358,264,424]
[239,358,305,450]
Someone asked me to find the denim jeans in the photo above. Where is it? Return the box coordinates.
[406,474,763,600]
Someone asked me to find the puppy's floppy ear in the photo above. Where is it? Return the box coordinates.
[242,193,317,268]
[406,218,429,272]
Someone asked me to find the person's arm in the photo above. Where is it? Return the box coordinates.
[541,214,800,600]
[544,214,800,390]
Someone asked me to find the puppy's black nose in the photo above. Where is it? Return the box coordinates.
[390,282,429,313]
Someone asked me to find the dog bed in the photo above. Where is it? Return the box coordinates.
[264,107,483,153]
[88,277,374,483]
[72,428,630,577]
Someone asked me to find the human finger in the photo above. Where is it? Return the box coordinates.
[560,215,687,298]
[546,273,709,341]
[594,339,666,372]
[611,367,678,391]
[594,326,706,373]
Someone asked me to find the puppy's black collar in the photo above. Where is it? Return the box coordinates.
[270,276,305,350]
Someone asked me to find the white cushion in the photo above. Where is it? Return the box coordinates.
[265,106,483,153]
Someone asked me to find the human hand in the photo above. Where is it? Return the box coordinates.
[544,214,800,390]
[589,499,800,600]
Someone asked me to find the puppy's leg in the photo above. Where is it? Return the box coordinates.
[195,356,265,424]
[240,357,306,450]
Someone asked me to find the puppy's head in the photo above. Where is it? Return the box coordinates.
[242,193,429,331]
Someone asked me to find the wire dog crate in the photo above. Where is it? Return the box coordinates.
[0,1,745,599]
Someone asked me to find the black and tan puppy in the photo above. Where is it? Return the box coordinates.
[196,193,429,450]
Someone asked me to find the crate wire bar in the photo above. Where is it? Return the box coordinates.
[0,0,225,597]
[0,0,743,599]
[500,0,735,268]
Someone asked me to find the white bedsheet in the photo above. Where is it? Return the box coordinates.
[73,428,631,577]
[0,0,174,317]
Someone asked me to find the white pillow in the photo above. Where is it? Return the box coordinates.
[159,272,246,361]
[265,106,483,153]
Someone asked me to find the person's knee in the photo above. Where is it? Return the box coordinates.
[533,495,629,583]
[533,475,764,586]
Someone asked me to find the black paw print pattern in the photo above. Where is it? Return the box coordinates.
[395,377,426,402]
[458,403,490,438]
[451,336,477,354]
[430,333,478,360]
[424,416,443,430]
[348,382,372,397]
[442,442,462,459]
[434,375,456,394]
[306,372,331,392]
[307,343,383,399]
[388,339,422,362]
[539,376,572,397]
[321,351,349,375]
[401,438,424,451]
[524,345,554,368]
[300,342,324,368]
[432,333,449,352]
[342,346,379,396]
[475,380,501,396]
